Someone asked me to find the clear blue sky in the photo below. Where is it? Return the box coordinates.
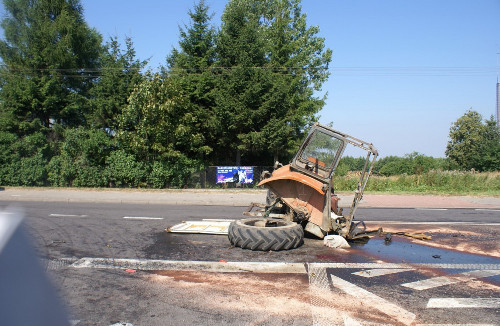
[1,0,499,158]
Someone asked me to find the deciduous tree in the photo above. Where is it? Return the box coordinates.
[446,110,500,171]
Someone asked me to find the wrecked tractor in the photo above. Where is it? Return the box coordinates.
[228,123,379,251]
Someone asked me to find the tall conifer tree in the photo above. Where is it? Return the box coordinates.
[0,0,102,135]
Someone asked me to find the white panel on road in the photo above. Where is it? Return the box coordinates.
[352,268,414,278]
[167,220,233,234]
[426,298,500,309]
[401,270,500,291]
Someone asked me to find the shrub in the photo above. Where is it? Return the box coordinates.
[105,150,146,187]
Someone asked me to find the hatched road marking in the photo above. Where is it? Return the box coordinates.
[326,269,417,325]
[401,270,500,291]
[352,268,414,278]
[426,298,500,309]
[62,259,500,326]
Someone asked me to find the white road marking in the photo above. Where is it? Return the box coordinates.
[475,209,500,212]
[401,270,500,290]
[415,324,498,326]
[61,259,500,325]
[123,216,163,220]
[352,268,414,278]
[363,221,500,226]
[315,264,416,325]
[68,259,500,272]
[49,213,88,217]
[426,298,500,309]
[72,257,306,273]
[303,263,500,270]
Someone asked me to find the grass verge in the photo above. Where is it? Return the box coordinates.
[334,170,500,196]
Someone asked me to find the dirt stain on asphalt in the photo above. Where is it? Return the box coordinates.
[145,270,402,325]
[365,223,500,258]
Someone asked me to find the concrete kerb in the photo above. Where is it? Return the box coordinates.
[0,187,499,209]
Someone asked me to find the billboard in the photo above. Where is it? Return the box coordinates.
[216,166,254,184]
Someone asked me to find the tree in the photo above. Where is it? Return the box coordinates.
[446,110,500,171]
[0,0,102,135]
[215,0,331,165]
[165,0,218,166]
[89,36,147,132]
[118,73,211,187]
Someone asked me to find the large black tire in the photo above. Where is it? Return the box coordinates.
[228,218,304,251]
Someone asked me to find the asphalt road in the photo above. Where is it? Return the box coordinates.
[1,201,499,326]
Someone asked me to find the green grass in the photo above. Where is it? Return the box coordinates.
[333,170,500,196]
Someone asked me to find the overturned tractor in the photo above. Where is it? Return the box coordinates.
[228,123,379,251]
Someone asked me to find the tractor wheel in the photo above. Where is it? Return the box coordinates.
[228,218,304,251]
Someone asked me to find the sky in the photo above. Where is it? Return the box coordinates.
[1,0,499,158]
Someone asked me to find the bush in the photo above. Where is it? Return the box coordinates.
[105,150,146,187]
[148,161,173,189]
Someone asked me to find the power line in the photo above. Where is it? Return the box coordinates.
[0,65,498,78]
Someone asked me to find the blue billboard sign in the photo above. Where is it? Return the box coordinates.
[216,166,254,184]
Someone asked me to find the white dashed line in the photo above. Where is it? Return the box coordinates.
[426,298,500,309]
[122,216,164,220]
[49,213,88,217]
[475,209,500,212]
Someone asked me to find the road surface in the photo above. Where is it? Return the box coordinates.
[0,198,498,326]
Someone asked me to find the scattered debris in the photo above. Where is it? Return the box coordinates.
[395,232,432,240]
[125,269,136,273]
[432,255,441,259]
[324,235,350,249]
[384,232,392,243]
